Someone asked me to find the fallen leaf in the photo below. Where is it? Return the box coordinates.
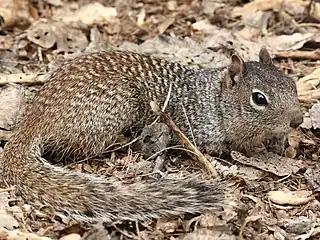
[59,234,81,240]
[297,68,320,103]
[280,216,312,234]
[27,20,57,49]
[0,84,25,135]
[137,8,146,26]
[262,33,315,51]
[232,0,308,18]
[60,2,117,26]
[305,168,320,191]
[201,0,225,16]
[45,0,63,7]
[156,218,180,233]
[300,103,320,129]
[0,0,23,30]
[167,1,178,11]
[182,228,236,240]
[192,20,218,34]
[0,191,19,230]
[268,189,313,205]
[158,17,175,35]
[0,227,52,240]
[27,20,88,53]
[231,151,303,176]
[198,213,227,228]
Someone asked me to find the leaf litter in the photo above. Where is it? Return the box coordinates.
[0,0,319,239]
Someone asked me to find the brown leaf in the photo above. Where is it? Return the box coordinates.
[156,218,181,233]
[0,84,25,136]
[231,151,304,176]
[268,189,313,205]
[158,17,175,35]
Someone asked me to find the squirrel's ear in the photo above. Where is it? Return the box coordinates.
[259,47,273,65]
[222,54,246,90]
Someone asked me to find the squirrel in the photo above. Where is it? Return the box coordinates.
[0,48,303,223]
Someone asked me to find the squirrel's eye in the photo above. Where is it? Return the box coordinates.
[252,92,268,106]
[250,90,268,110]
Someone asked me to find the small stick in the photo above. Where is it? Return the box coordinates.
[0,73,46,86]
[150,101,218,178]
[275,50,320,60]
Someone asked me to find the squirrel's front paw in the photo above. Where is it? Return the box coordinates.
[264,134,287,156]
[244,143,267,157]
[204,142,230,157]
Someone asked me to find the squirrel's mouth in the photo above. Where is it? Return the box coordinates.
[271,124,292,134]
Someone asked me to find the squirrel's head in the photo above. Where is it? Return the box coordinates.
[220,48,303,150]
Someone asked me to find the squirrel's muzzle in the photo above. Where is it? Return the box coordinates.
[289,109,304,128]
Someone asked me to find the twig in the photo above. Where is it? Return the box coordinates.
[275,50,320,60]
[181,102,197,147]
[103,137,140,154]
[298,23,320,28]
[151,82,172,125]
[0,73,46,85]
[150,101,218,178]
[145,144,184,161]
[37,47,43,63]
[111,223,140,240]
[65,138,140,167]
[0,187,15,193]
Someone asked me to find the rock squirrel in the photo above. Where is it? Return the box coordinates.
[0,48,303,223]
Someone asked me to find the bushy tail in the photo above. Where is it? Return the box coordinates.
[1,136,225,223]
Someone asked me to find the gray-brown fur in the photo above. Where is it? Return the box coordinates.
[0,49,302,223]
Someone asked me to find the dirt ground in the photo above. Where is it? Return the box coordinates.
[0,0,320,239]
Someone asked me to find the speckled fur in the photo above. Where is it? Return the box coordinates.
[1,50,301,223]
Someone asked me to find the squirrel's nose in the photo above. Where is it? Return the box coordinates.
[290,110,303,128]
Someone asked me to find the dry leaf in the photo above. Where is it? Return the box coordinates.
[120,35,230,68]
[0,0,26,30]
[297,68,320,103]
[232,0,308,17]
[158,17,175,35]
[231,151,303,176]
[27,21,57,49]
[0,191,19,230]
[304,168,320,191]
[280,216,312,234]
[137,8,146,26]
[59,234,81,240]
[303,103,320,129]
[182,228,236,240]
[27,20,88,53]
[198,213,227,228]
[262,33,315,51]
[284,146,297,158]
[192,20,218,34]
[45,0,63,7]
[167,1,178,11]
[0,84,25,134]
[310,1,320,19]
[156,218,180,233]
[201,0,225,16]
[60,3,117,25]
[0,227,52,240]
[236,165,265,180]
[268,189,313,205]
[287,131,301,149]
